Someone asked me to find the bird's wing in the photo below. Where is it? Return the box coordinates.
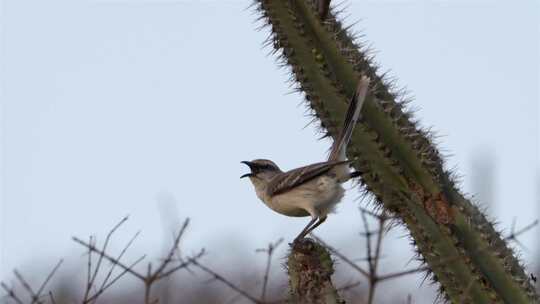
[267,160,351,196]
[328,76,370,161]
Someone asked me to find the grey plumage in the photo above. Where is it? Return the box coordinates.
[267,160,352,196]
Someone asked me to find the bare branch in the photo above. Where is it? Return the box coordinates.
[336,280,361,292]
[377,266,431,282]
[312,236,370,278]
[360,208,387,304]
[48,291,57,304]
[256,238,283,301]
[360,210,375,276]
[75,217,203,304]
[83,236,93,301]
[13,270,36,300]
[90,216,129,289]
[191,260,263,304]
[84,255,146,304]
[1,258,62,304]
[505,219,538,244]
[1,282,24,304]
[151,219,190,280]
[92,231,141,303]
[35,259,63,302]
[156,249,205,280]
[73,236,147,281]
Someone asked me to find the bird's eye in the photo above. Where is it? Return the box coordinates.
[264,164,275,171]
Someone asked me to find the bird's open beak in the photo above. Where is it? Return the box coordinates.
[240,161,254,178]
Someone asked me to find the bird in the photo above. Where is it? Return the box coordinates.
[241,76,370,241]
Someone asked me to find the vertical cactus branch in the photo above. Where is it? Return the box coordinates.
[253,0,538,303]
[288,239,343,304]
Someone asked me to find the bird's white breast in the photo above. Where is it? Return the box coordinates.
[267,175,345,218]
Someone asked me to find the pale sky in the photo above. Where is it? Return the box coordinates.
[1,0,538,302]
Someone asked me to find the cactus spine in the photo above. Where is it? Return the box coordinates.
[254,1,538,302]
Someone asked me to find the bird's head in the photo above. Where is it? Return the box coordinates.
[240,159,281,182]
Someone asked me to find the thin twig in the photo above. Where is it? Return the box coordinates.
[256,238,283,301]
[89,216,129,293]
[2,259,63,304]
[83,235,93,300]
[191,260,263,304]
[336,280,361,292]
[145,263,152,304]
[74,217,204,304]
[359,208,387,304]
[34,259,63,302]
[505,219,538,250]
[13,270,36,301]
[368,212,387,304]
[13,260,63,304]
[316,209,391,304]
[1,282,24,304]
[372,215,387,273]
[152,219,190,279]
[91,231,141,304]
[73,236,147,281]
[156,250,205,279]
[312,236,370,278]
[48,291,57,304]
[84,255,146,304]
[376,266,431,282]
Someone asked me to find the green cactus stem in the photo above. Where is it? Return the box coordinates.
[253,0,538,303]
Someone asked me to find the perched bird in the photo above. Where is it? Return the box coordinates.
[241,76,370,241]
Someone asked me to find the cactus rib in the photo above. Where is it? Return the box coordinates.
[253,0,538,303]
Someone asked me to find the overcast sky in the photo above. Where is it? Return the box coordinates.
[1,0,538,301]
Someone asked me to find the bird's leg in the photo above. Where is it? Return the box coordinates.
[303,216,327,237]
[294,217,318,242]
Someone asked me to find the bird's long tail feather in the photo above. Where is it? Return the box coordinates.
[328,76,370,161]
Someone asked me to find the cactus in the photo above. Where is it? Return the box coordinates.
[253,0,538,303]
[288,239,343,304]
